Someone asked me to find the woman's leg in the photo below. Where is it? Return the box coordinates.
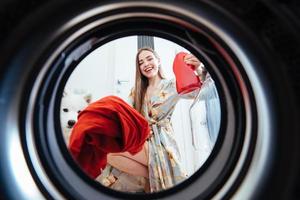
[107,154,148,178]
[109,141,149,166]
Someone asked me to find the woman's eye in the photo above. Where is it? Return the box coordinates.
[63,108,68,112]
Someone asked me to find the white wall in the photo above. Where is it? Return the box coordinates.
[65,36,137,101]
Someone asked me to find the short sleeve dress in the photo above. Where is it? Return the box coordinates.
[97,78,199,193]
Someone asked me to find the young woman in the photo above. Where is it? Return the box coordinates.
[97,47,203,193]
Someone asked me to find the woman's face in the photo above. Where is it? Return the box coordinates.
[138,50,160,79]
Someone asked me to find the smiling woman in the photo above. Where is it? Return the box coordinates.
[63,36,220,193]
[0,0,299,200]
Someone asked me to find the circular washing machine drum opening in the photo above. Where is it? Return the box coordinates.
[2,1,298,200]
[26,5,251,200]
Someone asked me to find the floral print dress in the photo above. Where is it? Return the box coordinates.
[97,78,198,193]
[139,79,190,192]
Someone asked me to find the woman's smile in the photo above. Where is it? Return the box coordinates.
[144,66,154,72]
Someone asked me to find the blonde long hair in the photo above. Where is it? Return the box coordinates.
[133,47,166,114]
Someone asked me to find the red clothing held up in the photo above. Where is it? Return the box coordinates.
[173,52,201,94]
[68,95,150,178]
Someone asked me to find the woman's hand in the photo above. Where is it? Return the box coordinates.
[184,54,207,81]
[183,54,202,69]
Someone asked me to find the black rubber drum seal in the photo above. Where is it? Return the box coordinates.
[19,1,283,200]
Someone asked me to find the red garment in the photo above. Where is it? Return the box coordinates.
[173,52,201,94]
[68,95,150,178]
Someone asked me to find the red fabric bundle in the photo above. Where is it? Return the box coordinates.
[68,95,150,178]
